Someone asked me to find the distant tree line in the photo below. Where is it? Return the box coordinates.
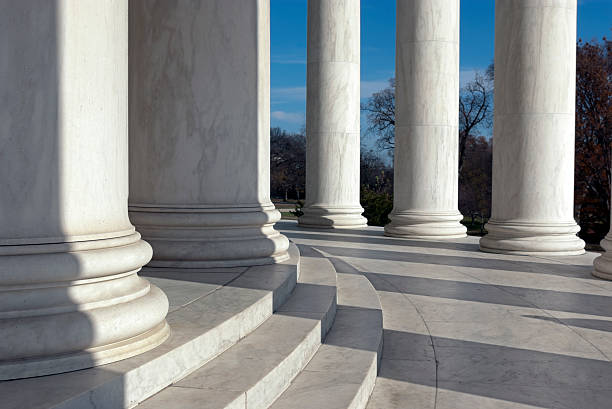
[270,36,610,241]
[359,36,611,242]
[270,127,305,201]
[574,36,612,243]
[362,65,494,224]
[269,127,393,207]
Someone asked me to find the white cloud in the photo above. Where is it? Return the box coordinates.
[360,80,390,99]
[271,111,305,124]
[271,86,307,103]
[271,58,307,65]
[460,69,479,87]
[273,80,394,104]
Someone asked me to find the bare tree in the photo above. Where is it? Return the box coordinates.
[361,79,395,151]
[458,72,493,172]
[361,65,494,169]
[270,127,306,201]
[574,36,612,242]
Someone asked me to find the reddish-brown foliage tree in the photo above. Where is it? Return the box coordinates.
[575,36,612,243]
[459,135,492,219]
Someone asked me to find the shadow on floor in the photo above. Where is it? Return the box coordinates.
[364,271,612,318]
[277,221,386,238]
[283,231,482,253]
[309,245,594,280]
[523,315,612,333]
[378,329,612,409]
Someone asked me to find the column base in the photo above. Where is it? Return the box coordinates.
[479,219,585,256]
[0,233,170,380]
[298,206,367,229]
[129,203,290,268]
[384,210,467,239]
[593,234,612,280]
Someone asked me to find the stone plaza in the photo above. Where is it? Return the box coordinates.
[1,0,611,408]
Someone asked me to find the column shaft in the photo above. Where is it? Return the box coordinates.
[129,0,289,267]
[0,0,169,380]
[480,0,585,255]
[299,0,367,228]
[385,0,466,239]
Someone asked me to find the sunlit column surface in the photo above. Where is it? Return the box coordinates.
[299,0,367,228]
[480,0,585,255]
[129,0,289,267]
[384,0,466,239]
[0,0,169,380]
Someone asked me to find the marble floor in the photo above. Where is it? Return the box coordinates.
[278,221,612,409]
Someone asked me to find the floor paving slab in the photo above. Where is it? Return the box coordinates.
[277,221,612,409]
[270,242,383,409]
[139,250,337,409]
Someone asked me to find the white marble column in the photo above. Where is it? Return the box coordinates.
[480,0,585,255]
[594,208,612,280]
[384,0,466,239]
[129,0,289,267]
[0,0,169,380]
[298,0,367,228]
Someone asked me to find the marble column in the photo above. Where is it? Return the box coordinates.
[480,0,585,255]
[594,209,612,280]
[0,0,169,380]
[298,0,367,229]
[384,0,466,239]
[129,0,289,268]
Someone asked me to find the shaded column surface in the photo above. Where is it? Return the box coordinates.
[129,0,289,267]
[298,0,367,228]
[0,0,169,380]
[593,204,612,280]
[480,0,585,255]
[384,0,466,239]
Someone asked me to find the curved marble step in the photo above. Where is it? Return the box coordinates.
[138,245,338,409]
[0,244,300,409]
[269,250,383,409]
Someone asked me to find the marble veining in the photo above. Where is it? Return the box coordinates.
[385,0,466,239]
[480,0,584,255]
[129,0,289,267]
[300,0,366,229]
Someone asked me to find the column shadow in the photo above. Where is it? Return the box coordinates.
[310,245,594,280]
[376,330,612,409]
[364,271,612,318]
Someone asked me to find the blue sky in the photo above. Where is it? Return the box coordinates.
[270,0,612,134]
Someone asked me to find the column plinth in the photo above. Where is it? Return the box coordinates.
[129,204,289,268]
[384,0,466,239]
[299,0,367,229]
[480,221,584,256]
[129,0,289,267]
[593,205,612,280]
[0,1,169,380]
[299,206,367,229]
[479,0,584,255]
[385,211,467,239]
[594,236,612,280]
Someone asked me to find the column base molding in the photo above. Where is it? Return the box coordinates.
[479,219,585,256]
[0,232,169,380]
[129,203,290,268]
[593,234,612,280]
[384,210,467,239]
[298,206,367,229]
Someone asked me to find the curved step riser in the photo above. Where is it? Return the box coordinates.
[139,249,338,409]
[269,245,383,409]
[1,245,301,409]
